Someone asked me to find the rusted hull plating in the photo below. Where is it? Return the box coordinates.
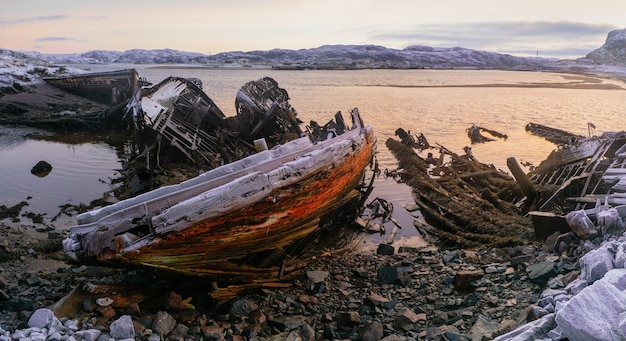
[64,111,375,281]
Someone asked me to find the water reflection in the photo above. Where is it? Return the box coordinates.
[0,128,121,216]
[1,68,625,238]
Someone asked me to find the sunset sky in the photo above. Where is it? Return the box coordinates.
[2,0,625,59]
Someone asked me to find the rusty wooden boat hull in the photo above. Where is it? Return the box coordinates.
[43,69,139,105]
[63,109,375,281]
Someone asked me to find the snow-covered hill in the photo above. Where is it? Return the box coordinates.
[26,45,555,70]
[1,28,625,91]
[582,29,626,66]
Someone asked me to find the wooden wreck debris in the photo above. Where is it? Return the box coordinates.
[525,122,584,146]
[390,121,626,244]
[385,136,534,248]
[63,76,377,284]
[467,124,508,144]
[524,125,626,240]
[43,69,140,105]
[394,128,431,150]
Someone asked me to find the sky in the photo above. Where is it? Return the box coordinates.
[1,0,625,59]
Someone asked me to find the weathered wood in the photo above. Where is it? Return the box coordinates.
[507,157,537,199]
[64,107,375,282]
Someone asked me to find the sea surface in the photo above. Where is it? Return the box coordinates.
[1,66,625,244]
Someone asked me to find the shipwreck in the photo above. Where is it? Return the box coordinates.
[385,121,626,248]
[62,75,377,283]
[43,69,142,105]
[523,123,626,240]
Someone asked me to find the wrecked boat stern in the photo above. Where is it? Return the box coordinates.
[63,76,377,283]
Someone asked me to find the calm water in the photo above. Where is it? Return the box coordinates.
[2,66,625,243]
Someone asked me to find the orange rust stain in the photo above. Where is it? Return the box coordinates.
[119,130,375,274]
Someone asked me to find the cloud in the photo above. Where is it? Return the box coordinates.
[0,14,106,25]
[0,15,68,25]
[369,21,618,57]
[35,37,88,43]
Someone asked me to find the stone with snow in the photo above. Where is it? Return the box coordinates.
[579,246,615,283]
[615,241,626,268]
[27,308,65,335]
[75,329,102,341]
[110,315,135,339]
[600,268,626,290]
[555,280,626,341]
[564,278,587,295]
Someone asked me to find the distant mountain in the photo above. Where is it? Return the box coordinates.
[2,28,626,78]
[29,45,554,70]
[583,28,626,66]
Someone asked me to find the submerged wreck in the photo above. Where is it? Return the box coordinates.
[63,76,377,283]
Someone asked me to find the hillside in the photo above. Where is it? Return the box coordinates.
[24,45,555,70]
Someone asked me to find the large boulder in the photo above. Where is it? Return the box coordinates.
[555,280,626,341]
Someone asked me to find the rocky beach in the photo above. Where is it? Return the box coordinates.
[2,196,626,341]
[3,44,626,341]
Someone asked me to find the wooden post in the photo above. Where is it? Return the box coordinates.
[507,157,537,198]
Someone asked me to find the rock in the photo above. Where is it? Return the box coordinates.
[564,278,588,295]
[579,246,615,284]
[248,309,267,325]
[306,270,329,284]
[600,268,626,290]
[365,293,390,307]
[526,260,558,284]
[555,280,626,341]
[359,320,384,341]
[95,297,113,307]
[30,160,52,177]
[565,209,598,239]
[377,243,395,255]
[336,311,360,328]
[95,305,115,321]
[230,298,257,317]
[153,311,176,336]
[452,270,484,291]
[469,314,499,341]
[615,242,626,268]
[74,329,102,341]
[170,323,189,340]
[297,323,316,341]
[377,266,412,286]
[619,311,626,339]
[267,316,309,331]
[510,254,534,266]
[109,315,135,339]
[166,291,192,310]
[200,325,224,340]
[393,308,425,331]
[492,313,556,341]
[27,308,64,333]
